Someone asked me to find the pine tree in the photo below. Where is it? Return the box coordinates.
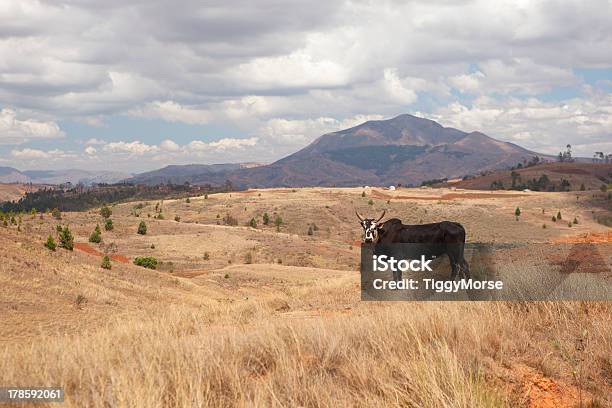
[137,221,147,235]
[59,226,74,250]
[104,218,114,231]
[44,235,56,251]
[101,255,111,270]
[262,212,270,225]
[100,205,112,219]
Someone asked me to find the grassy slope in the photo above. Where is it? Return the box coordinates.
[0,187,610,407]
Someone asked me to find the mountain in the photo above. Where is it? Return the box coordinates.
[0,167,30,183]
[127,163,264,185]
[0,168,131,185]
[218,114,547,188]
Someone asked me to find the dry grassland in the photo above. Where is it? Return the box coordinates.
[0,187,610,407]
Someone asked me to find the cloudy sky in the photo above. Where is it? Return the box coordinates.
[1,0,611,172]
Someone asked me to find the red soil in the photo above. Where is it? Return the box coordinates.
[74,242,129,264]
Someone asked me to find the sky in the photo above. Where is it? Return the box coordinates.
[1,0,611,173]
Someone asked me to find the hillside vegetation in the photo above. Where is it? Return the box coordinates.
[0,187,610,407]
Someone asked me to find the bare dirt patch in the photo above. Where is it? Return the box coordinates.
[74,242,129,263]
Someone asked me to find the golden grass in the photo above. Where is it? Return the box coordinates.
[1,301,610,407]
[1,187,611,407]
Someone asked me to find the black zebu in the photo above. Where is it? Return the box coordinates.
[356,210,470,281]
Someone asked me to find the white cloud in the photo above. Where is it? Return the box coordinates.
[427,92,612,156]
[160,139,180,151]
[0,108,64,144]
[129,101,211,125]
[187,137,258,151]
[85,138,106,145]
[11,148,67,160]
[103,141,160,155]
[84,146,97,156]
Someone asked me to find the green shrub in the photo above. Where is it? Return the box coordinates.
[59,226,74,250]
[104,218,114,231]
[101,255,111,270]
[556,211,562,220]
[515,207,521,217]
[274,215,283,231]
[552,215,556,222]
[174,215,181,222]
[51,208,61,220]
[307,225,314,235]
[573,217,578,224]
[44,235,56,251]
[100,205,112,219]
[203,252,210,260]
[361,191,366,197]
[542,224,547,229]
[248,217,257,228]
[186,197,191,203]
[133,256,158,269]
[263,212,270,225]
[137,221,147,235]
[368,199,374,205]
[89,228,101,244]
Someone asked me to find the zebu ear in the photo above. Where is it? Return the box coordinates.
[375,210,386,223]
[355,210,365,222]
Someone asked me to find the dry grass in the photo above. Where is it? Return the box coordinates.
[1,187,610,407]
[1,301,610,407]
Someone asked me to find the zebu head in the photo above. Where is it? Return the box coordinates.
[356,210,386,243]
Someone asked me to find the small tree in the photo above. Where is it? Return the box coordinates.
[204,194,208,199]
[244,252,253,264]
[263,212,270,225]
[137,221,147,235]
[174,215,181,222]
[573,217,578,224]
[556,211,562,220]
[89,224,102,243]
[368,199,374,206]
[361,191,366,197]
[307,225,314,236]
[186,197,191,203]
[100,205,112,219]
[248,217,257,228]
[104,218,114,231]
[552,215,557,222]
[44,235,57,251]
[59,226,74,250]
[580,183,586,191]
[274,215,283,231]
[51,208,62,220]
[101,255,111,270]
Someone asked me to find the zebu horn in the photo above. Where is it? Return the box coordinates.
[355,210,365,222]
[375,210,386,223]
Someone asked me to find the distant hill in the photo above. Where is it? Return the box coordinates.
[0,168,131,185]
[0,167,30,183]
[127,163,264,185]
[447,162,612,191]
